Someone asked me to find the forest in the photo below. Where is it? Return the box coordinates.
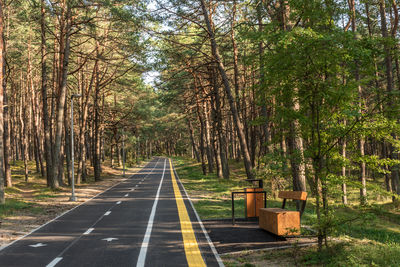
[0,0,399,264]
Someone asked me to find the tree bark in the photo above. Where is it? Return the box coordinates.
[212,66,229,178]
[187,119,200,163]
[199,0,254,179]
[0,0,5,203]
[3,35,10,187]
[40,0,53,186]
[51,2,71,188]
[379,0,397,202]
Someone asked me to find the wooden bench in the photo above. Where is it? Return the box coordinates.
[259,191,307,236]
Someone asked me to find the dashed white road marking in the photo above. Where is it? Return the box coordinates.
[124,193,129,197]
[136,159,167,267]
[102,237,118,242]
[135,185,139,187]
[104,211,111,216]
[29,243,47,248]
[46,257,63,267]
[83,228,94,235]
[116,201,122,204]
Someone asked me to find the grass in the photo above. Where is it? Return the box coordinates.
[174,157,248,219]
[222,241,400,267]
[0,199,42,219]
[173,156,400,266]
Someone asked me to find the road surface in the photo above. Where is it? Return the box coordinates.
[0,157,223,267]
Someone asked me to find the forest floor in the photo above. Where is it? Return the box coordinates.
[173,157,400,267]
[0,159,148,249]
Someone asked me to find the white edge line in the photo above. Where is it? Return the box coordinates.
[136,159,166,267]
[83,228,94,235]
[46,257,63,267]
[172,160,225,267]
[0,161,154,252]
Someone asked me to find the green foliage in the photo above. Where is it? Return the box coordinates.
[302,241,400,266]
[0,199,42,218]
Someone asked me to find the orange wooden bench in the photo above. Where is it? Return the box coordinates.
[259,191,307,236]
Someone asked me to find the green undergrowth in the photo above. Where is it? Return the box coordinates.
[223,241,400,267]
[173,156,400,266]
[173,157,248,219]
[0,199,42,219]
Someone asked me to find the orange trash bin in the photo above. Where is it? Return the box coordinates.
[245,188,265,218]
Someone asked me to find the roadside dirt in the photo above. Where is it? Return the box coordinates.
[0,163,148,249]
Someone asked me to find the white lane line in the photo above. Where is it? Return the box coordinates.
[104,211,111,216]
[46,257,63,267]
[173,163,225,267]
[135,185,139,187]
[83,228,94,235]
[130,188,135,191]
[116,201,121,204]
[124,193,129,197]
[136,159,166,267]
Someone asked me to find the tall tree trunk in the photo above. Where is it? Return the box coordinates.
[257,0,271,156]
[203,101,214,173]
[0,0,5,203]
[348,0,367,205]
[231,0,241,113]
[40,0,52,186]
[3,40,10,187]
[199,0,254,179]
[77,62,95,184]
[20,91,28,181]
[209,91,222,178]
[93,48,101,181]
[379,0,397,202]
[287,112,306,191]
[195,93,207,175]
[65,103,71,185]
[51,2,71,188]
[212,67,229,179]
[187,119,200,163]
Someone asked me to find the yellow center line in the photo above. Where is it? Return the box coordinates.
[169,159,206,267]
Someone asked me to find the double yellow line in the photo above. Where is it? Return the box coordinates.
[169,159,206,267]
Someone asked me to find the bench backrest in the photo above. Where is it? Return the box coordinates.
[278,191,308,218]
[278,191,307,201]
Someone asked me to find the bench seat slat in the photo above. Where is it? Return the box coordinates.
[261,208,298,214]
[259,208,300,236]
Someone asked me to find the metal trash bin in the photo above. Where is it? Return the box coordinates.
[245,188,265,218]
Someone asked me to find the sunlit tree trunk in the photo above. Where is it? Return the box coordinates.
[51,2,71,188]
[0,0,5,203]
[199,0,254,179]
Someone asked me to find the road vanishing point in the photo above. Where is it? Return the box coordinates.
[0,158,224,267]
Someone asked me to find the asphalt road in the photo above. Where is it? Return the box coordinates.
[0,157,223,267]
